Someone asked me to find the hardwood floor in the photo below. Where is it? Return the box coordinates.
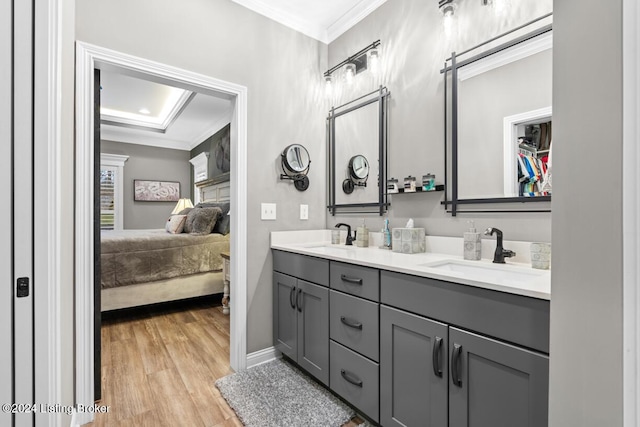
[88,297,365,427]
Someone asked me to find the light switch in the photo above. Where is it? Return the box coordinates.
[300,204,309,220]
[261,203,276,220]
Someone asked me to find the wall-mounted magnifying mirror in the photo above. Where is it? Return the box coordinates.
[280,144,310,191]
[342,155,369,194]
[327,87,390,215]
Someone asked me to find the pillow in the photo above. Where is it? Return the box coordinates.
[165,214,187,234]
[178,207,193,216]
[195,201,230,235]
[185,207,221,234]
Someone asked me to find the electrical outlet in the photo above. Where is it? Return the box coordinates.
[261,203,276,220]
[300,204,309,220]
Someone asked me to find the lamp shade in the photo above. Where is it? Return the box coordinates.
[171,198,194,214]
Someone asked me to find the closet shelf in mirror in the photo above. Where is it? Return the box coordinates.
[390,185,444,195]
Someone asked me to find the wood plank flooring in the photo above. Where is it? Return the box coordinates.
[87,297,365,427]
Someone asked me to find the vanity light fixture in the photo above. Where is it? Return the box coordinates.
[482,0,511,16]
[439,0,457,35]
[439,0,456,17]
[323,40,381,85]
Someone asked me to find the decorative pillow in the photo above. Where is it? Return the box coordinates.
[195,202,230,235]
[178,207,194,216]
[185,207,221,235]
[165,214,187,234]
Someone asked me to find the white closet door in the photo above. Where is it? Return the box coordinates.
[0,0,13,424]
[12,0,35,425]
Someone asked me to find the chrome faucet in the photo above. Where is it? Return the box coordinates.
[335,223,356,246]
[484,227,516,263]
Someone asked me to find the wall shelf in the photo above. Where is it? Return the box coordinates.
[389,185,444,195]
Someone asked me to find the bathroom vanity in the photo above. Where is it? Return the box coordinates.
[272,230,550,426]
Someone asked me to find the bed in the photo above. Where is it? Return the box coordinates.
[100,229,229,311]
[101,179,231,312]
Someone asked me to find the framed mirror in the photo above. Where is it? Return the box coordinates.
[280,143,310,191]
[443,19,553,215]
[327,87,389,215]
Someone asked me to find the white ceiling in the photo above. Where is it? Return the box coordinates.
[100,1,386,151]
[100,70,233,151]
[231,0,387,43]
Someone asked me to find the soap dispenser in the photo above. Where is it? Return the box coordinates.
[463,220,482,260]
[356,219,369,247]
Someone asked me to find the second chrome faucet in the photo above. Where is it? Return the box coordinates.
[484,227,516,263]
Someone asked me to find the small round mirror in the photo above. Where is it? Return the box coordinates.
[282,144,310,175]
[280,144,311,192]
[349,155,369,180]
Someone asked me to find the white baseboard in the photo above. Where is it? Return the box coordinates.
[246,346,280,368]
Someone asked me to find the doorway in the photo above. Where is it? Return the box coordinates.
[75,42,249,426]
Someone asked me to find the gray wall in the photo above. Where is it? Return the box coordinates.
[326,0,553,243]
[77,0,328,353]
[101,140,191,230]
[550,0,624,425]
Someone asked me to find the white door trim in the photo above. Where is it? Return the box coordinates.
[502,106,552,196]
[34,0,63,425]
[75,41,248,425]
[623,0,640,424]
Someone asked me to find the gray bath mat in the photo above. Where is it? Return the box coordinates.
[215,358,354,426]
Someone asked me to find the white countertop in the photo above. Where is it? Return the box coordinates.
[271,230,551,300]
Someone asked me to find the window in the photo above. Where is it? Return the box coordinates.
[100,154,129,230]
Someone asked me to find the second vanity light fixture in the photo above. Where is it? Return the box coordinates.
[324,40,381,87]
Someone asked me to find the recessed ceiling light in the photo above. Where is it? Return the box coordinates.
[138,108,151,115]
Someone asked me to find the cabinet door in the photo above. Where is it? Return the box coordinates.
[449,327,549,427]
[297,280,329,385]
[273,272,297,360]
[380,306,448,427]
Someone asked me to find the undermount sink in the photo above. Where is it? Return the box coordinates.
[419,259,546,284]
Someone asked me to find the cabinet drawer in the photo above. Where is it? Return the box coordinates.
[273,250,329,286]
[381,270,550,353]
[330,261,379,301]
[330,340,379,423]
[330,291,379,362]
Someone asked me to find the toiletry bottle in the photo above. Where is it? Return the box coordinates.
[356,219,369,247]
[463,220,482,260]
[381,218,392,249]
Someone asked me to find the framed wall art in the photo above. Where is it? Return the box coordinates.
[133,179,180,202]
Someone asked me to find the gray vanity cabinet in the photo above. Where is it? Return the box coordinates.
[273,251,330,386]
[380,305,448,427]
[380,270,550,427]
[448,327,549,427]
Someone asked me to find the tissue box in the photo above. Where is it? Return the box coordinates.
[391,228,426,254]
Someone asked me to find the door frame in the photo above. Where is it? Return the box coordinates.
[75,42,249,425]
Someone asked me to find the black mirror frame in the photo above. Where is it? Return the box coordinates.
[441,18,553,216]
[327,86,390,216]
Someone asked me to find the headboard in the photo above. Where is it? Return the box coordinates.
[196,176,230,203]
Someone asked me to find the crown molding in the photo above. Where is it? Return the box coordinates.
[231,0,327,42]
[326,0,387,43]
[188,111,233,150]
[101,127,191,151]
[100,89,193,131]
[231,0,386,44]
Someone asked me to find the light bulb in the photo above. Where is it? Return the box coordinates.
[442,5,455,36]
[345,63,356,84]
[325,74,333,95]
[369,49,379,74]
